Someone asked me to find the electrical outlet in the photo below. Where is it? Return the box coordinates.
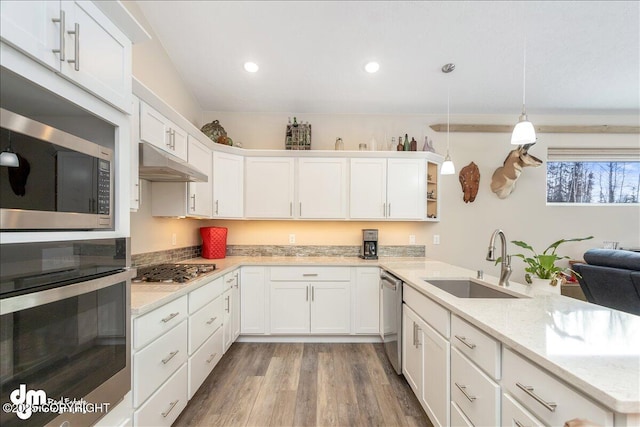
[171,233,177,246]
[289,234,296,244]
[433,234,440,245]
[409,235,416,244]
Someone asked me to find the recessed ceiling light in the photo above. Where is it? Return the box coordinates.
[364,61,380,73]
[244,62,259,73]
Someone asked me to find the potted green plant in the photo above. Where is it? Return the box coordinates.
[503,236,594,290]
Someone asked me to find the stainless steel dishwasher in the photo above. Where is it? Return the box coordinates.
[380,270,403,374]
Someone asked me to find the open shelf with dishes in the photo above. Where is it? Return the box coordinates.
[426,161,439,221]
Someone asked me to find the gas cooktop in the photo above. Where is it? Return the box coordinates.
[132,264,216,284]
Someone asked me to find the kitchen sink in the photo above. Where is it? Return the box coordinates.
[423,279,520,299]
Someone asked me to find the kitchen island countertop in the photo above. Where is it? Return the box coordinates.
[131,255,640,415]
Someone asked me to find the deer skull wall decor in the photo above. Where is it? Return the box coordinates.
[459,162,480,203]
[490,143,542,199]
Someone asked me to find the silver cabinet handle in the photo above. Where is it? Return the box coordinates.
[166,129,172,148]
[299,202,302,216]
[455,335,477,349]
[134,181,140,202]
[172,130,176,149]
[190,193,196,211]
[388,203,391,217]
[206,316,217,325]
[289,202,292,216]
[206,353,218,364]
[455,382,476,402]
[226,278,234,283]
[302,273,318,277]
[516,382,557,412]
[312,286,315,301]
[161,350,179,364]
[161,312,179,323]
[412,322,417,347]
[225,295,230,312]
[66,22,79,71]
[306,285,309,302]
[161,400,179,418]
[51,10,65,61]
[215,200,219,215]
[514,420,527,427]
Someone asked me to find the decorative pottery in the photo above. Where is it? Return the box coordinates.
[201,120,227,144]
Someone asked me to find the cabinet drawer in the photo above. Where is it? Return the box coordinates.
[502,392,544,427]
[451,315,501,380]
[403,284,450,338]
[270,266,350,281]
[451,347,500,427]
[450,401,473,427]
[134,296,187,350]
[502,348,613,427]
[134,363,188,427]
[189,294,223,354]
[133,320,188,407]
[189,326,223,399]
[189,276,224,314]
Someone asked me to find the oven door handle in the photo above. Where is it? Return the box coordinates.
[1,269,136,315]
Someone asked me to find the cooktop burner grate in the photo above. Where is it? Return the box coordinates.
[132,264,216,284]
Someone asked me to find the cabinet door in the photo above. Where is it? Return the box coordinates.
[60,1,131,112]
[422,320,450,427]
[270,283,309,334]
[402,305,422,397]
[0,1,62,71]
[130,97,141,211]
[240,267,266,334]
[170,123,188,162]
[354,267,380,334]
[387,158,426,219]
[245,157,295,218]
[222,288,233,352]
[350,158,387,219]
[187,138,212,217]
[231,270,240,340]
[310,282,350,334]
[140,102,170,152]
[297,158,347,219]
[213,151,244,218]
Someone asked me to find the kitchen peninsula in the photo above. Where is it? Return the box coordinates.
[130,256,640,427]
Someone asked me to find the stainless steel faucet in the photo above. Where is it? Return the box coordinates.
[486,229,511,287]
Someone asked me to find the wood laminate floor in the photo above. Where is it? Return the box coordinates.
[174,343,433,427]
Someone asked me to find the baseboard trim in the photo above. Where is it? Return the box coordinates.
[237,334,382,343]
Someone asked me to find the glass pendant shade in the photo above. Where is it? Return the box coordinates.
[511,113,536,145]
[0,150,19,167]
[441,155,455,175]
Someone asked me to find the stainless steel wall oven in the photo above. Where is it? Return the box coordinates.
[0,238,133,427]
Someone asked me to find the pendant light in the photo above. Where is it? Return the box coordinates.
[511,40,536,145]
[441,63,455,175]
[0,131,19,168]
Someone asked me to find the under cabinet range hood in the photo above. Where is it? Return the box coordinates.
[138,143,207,182]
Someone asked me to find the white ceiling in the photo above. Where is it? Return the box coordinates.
[135,1,639,116]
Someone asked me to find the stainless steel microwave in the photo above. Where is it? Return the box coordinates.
[0,108,113,230]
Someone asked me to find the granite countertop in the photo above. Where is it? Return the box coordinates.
[131,256,640,414]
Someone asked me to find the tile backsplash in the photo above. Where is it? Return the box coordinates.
[132,244,425,266]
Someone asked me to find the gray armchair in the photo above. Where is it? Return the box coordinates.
[573,249,640,316]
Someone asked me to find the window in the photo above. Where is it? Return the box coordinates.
[546,148,640,205]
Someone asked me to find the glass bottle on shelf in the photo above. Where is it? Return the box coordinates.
[335,137,344,150]
[403,134,410,151]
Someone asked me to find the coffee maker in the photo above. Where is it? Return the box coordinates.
[360,229,378,260]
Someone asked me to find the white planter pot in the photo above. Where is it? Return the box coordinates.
[530,277,561,294]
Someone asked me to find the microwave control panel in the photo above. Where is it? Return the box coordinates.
[97,159,111,215]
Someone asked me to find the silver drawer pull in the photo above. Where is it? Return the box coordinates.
[455,382,476,402]
[161,350,179,364]
[206,316,218,325]
[51,10,66,61]
[66,23,79,71]
[161,399,179,418]
[514,420,528,427]
[516,382,557,412]
[161,312,179,323]
[206,352,218,364]
[302,273,318,277]
[455,335,477,349]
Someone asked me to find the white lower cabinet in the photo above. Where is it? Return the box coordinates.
[309,282,350,334]
[270,282,311,334]
[354,267,380,334]
[451,346,500,427]
[402,305,424,396]
[240,266,266,334]
[502,347,613,426]
[189,325,223,399]
[501,392,544,427]
[134,364,188,427]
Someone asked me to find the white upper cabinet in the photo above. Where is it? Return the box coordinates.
[351,158,426,220]
[387,158,426,220]
[1,1,132,112]
[297,158,347,219]
[140,101,188,161]
[350,158,387,219]
[213,151,244,218]
[244,157,295,218]
[187,137,212,217]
